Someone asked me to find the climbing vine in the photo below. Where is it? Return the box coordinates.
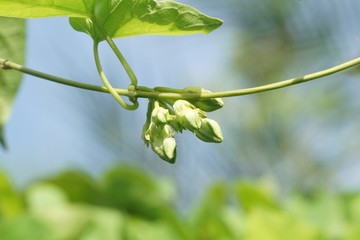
[1,0,360,163]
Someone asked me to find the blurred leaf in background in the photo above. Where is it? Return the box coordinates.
[236,180,279,212]
[190,183,237,240]
[219,0,360,195]
[43,171,101,205]
[2,166,360,239]
[101,167,175,219]
[0,171,23,218]
[0,17,25,147]
[0,166,181,240]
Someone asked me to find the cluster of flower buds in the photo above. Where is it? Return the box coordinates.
[142,87,224,163]
[173,100,223,143]
[143,102,177,163]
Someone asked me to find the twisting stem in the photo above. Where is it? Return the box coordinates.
[1,57,360,100]
[202,57,360,98]
[0,58,115,93]
[154,86,183,93]
[92,18,138,87]
[93,42,138,110]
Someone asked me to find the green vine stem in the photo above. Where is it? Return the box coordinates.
[92,18,138,87]
[93,42,138,110]
[1,56,360,100]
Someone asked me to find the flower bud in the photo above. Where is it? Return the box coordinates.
[151,105,170,125]
[183,87,224,112]
[150,125,176,163]
[163,138,177,162]
[173,100,203,131]
[194,118,223,143]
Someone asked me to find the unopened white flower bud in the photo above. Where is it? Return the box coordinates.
[146,124,177,163]
[173,100,203,131]
[151,105,171,125]
[194,118,223,143]
[163,137,176,161]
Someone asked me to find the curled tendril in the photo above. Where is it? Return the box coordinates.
[93,41,138,111]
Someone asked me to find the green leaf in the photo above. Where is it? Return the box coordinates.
[69,0,223,41]
[0,17,25,148]
[0,172,24,217]
[236,180,279,212]
[80,207,124,240]
[42,171,101,204]
[0,0,93,18]
[244,208,321,240]
[0,214,53,240]
[26,183,92,239]
[101,167,173,219]
[190,183,236,239]
[124,217,183,240]
[0,0,222,41]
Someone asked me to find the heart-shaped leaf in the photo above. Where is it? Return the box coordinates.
[0,17,26,148]
[0,0,93,18]
[0,0,222,40]
[69,0,223,41]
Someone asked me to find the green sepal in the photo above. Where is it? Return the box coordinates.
[168,119,185,133]
[183,86,224,112]
[141,100,154,147]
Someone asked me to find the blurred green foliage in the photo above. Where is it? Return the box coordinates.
[1,166,360,240]
[0,17,25,148]
[216,0,360,196]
